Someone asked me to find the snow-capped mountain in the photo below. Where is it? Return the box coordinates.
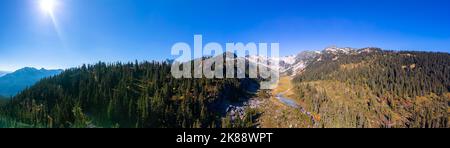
[324,46,355,54]
[244,46,381,76]
[200,47,382,77]
[245,50,319,76]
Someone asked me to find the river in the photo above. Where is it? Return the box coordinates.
[275,90,299,108]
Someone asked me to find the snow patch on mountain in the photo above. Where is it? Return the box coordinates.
[324,46,355,54]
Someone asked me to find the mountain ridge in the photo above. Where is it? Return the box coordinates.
[0,67,62,97]
[292,49,449,127]
[246,46,383,76]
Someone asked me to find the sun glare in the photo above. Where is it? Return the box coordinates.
[40,0,56,14]
[38,0,64,48]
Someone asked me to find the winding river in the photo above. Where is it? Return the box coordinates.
[275,90,299,108]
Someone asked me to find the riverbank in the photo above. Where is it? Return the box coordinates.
[257,76,314,128]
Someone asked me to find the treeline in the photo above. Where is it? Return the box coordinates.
[0,96,8,100]
[293,49,449,128]
[0,61,254,128]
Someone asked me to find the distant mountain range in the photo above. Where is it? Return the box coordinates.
[0,71,10,77]
[0,67,62,97]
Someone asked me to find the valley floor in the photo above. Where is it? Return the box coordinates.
[257,76,315,128]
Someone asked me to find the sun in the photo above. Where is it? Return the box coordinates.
[38,0,63,45]
[40,0,56,14]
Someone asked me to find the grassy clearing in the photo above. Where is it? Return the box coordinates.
[272,76,292,94]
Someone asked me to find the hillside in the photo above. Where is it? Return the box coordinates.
[0,61,256,128]
[0,67,62,97]
[292,49,450,128]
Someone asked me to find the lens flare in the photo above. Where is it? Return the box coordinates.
[40,0,56,15]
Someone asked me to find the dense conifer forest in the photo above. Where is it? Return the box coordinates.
[293,49,449,127]
[0,61,256,128]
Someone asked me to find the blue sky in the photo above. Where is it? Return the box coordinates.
[1,0,450,71]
